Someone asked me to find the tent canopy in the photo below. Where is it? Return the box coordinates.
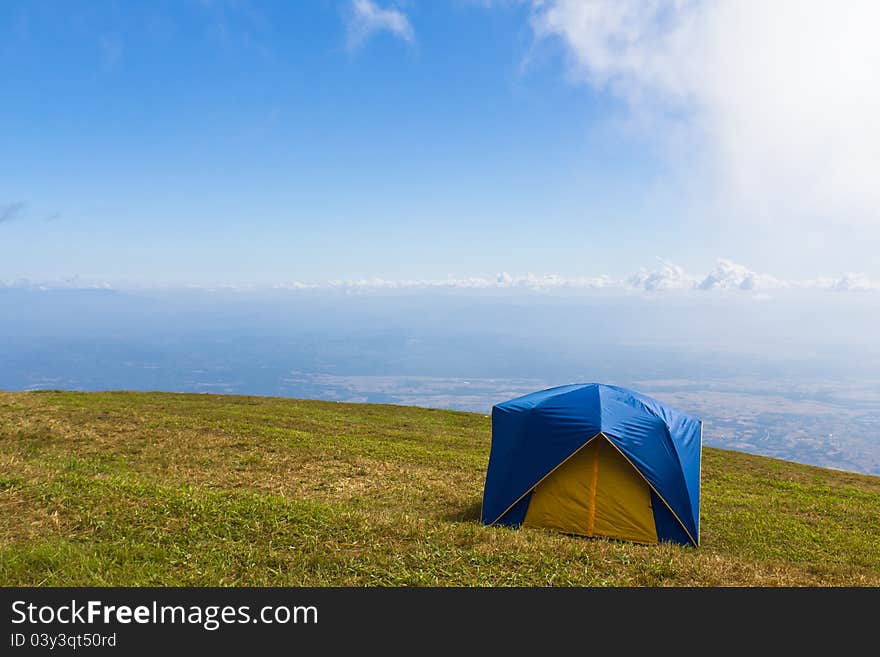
[481,383,702,547]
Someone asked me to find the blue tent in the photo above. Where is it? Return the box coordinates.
[481,383,702,547]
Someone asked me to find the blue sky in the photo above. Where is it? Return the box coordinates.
[2,2,879,476]
[2,1,879,288]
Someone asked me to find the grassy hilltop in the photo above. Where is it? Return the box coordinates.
[1,390,878,586]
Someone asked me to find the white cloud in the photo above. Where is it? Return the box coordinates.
[627,259,696,292]
[12,260,876,295]
[0,277,112,291]
[345,0,415,50]
[273,281,319,290]
[319,272,616,291]
[273,259,877,294]
[697,258,781,291]
[821,273,880,293]
[529,1,880,231]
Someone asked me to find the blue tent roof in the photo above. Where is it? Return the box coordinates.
[481,383,702,546]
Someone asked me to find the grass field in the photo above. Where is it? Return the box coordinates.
[1,390,878,586]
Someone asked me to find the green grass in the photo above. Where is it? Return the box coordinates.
[1,390,878,586]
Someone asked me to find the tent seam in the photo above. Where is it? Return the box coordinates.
[601,385,697,538]
[601,435,699,547]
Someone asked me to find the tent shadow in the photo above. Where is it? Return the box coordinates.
[443,499,482,524]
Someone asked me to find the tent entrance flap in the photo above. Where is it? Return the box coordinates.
[522,435,658,544]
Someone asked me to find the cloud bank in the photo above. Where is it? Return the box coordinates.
[268,259,879,294]
[1,276,112,291]
[6,258,877,294]
[345,0,415,50]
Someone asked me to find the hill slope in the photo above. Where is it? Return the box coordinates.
[1,391,878,586]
